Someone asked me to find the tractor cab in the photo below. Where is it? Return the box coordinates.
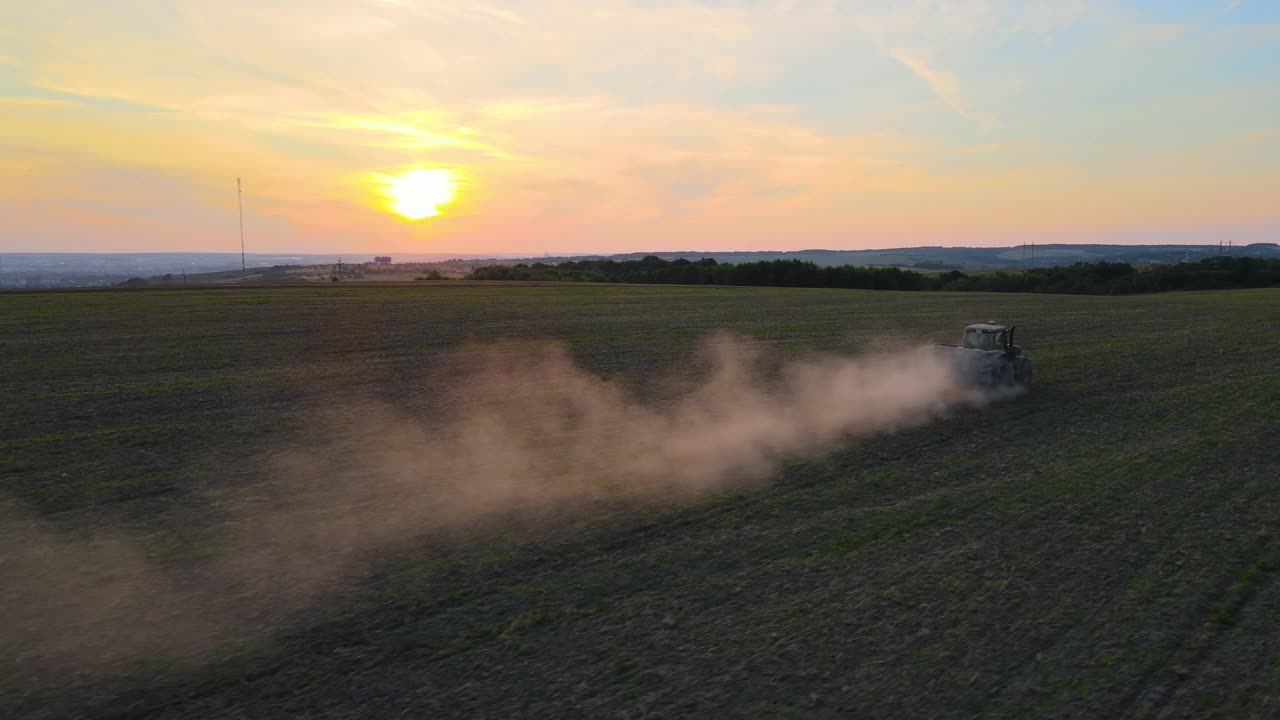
[960,324,1021,356]
[936,322,1032,388]
[935,322,1033,388]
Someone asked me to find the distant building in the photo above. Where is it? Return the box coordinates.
[374,256,393,265]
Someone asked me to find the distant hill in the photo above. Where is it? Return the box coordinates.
[510,244,1280,270]
[0,252,523,288]
[4,245,1276,288]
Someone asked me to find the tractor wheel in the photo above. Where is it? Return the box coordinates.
[1017,358,1033,387]
[997,364,1014,387]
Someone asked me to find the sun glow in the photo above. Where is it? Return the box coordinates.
[381,168,457,220]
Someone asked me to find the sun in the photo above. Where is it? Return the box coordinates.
[381,168,457,220]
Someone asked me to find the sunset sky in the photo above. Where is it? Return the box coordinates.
[2,1,1277,254]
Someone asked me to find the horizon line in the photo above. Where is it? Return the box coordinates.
[3,241,1276,258]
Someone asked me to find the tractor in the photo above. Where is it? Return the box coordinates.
[934,323,1033,389]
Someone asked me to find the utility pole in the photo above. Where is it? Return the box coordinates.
[237,177,246,281]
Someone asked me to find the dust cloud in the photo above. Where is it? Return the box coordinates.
[1,333,990,689]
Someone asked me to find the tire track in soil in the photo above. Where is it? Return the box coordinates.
[1114,526,1280,718]
[1115,423,1280,719]
[967,438,1268,717]
[1152,573,1280,719]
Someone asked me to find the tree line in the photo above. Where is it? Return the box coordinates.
[468,255,1280,295]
